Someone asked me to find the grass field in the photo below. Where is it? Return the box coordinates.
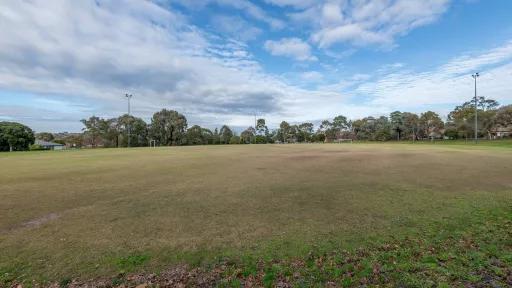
[1,143,512,286]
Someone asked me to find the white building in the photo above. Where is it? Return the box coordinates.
[35,139,65,150]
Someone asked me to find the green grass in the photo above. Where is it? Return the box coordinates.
[359,138,512,148]
[417,138,512,147]
[1,143,511,286]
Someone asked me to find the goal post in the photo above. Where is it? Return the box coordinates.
[334,139,353,144]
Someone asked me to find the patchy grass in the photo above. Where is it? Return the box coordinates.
[114,254,150,273]
[18,206,511,287]
[1,143,511,286]
[389,138,512,148]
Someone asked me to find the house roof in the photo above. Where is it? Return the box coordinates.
[35,139,64,146]
[490,125,512,132]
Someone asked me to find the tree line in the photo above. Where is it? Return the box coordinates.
[76,97,512,147]
[1,97,511,151]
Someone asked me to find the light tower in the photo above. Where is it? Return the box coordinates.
[125,93,132,148]
[471,73,479,144]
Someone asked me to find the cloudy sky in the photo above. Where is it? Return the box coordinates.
[1,0,511,132]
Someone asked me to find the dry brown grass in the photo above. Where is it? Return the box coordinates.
[1,144,511,282]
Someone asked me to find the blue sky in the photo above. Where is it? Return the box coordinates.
[0,0,511,132]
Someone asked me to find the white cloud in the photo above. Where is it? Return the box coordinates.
[300,71,323,82]
[1,0,510,133]
[355,41,512,109]
[317,73,371,93]
[264,38,317,61]
[171,0,285,29]
[312,23,390,47]
[264,0,316,9]
[0,0,342,131]
[439,41,512,75]
[321,2,344,25]
[214,0,285,29]
[209,15,262,41]
[289,0,450,48]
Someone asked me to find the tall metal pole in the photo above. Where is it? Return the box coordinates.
[125,93,132,148]
[471,73,479,144]
[254,111,258,139]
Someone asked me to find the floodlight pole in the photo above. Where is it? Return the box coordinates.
[471,73,479,144]
[254,112,257,130]
[125,93,132,148]
[254,111,258,142]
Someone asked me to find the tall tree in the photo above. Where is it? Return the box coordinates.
[374,116,392,141]
[278,121,291,143]
[402,112,420,141]
[352,116,391,141]
[352,117,376,140]
[389,111,404,141]
[447,103,474,139]
[149,109,187,146]
[352,118,367,140]
[255,118,269,143]
[186,125,212,145]
[477,97,499,111]
[81,116,104,148]
[332,115,349,130]
[186,125,204,145]
[495,105,512,127]
[320,115,349,141]
[447,98,499,139]
[229,135,240,144]
[59,134,83,148]
[36,132,54,142]
[297,122,314,142]
[219,125,233,144]
[480,109,499,139]
[0,122,35,152]
[419,111,444,139]
[240,127,256,144]
[265,129,276,144]
[256,118,268,135]
[117,114,148,147]
[102,118,120,148]
[212,128,220,144]
[319,120,335,141]
[202,127,214,144]
[288,125,298,143]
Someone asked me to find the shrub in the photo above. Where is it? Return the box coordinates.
[29,144,46,151]
[229,136,240,144]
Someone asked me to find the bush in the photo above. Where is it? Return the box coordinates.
[229,136,240,144]
[0,122,35,151]
[53,139,66,145]
[313,133,325,142]
[29,144,46,151]
[255,135,267,144]
[444,127,459,139]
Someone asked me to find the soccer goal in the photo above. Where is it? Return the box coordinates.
[149,139,157,148]
[334,139,353,144]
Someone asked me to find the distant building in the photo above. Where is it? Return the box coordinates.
[490,125,512,139]
[35,139,65,150]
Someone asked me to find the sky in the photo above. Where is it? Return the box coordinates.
[0,0,512,132]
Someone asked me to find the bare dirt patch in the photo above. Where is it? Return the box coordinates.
[1,213,60,235]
